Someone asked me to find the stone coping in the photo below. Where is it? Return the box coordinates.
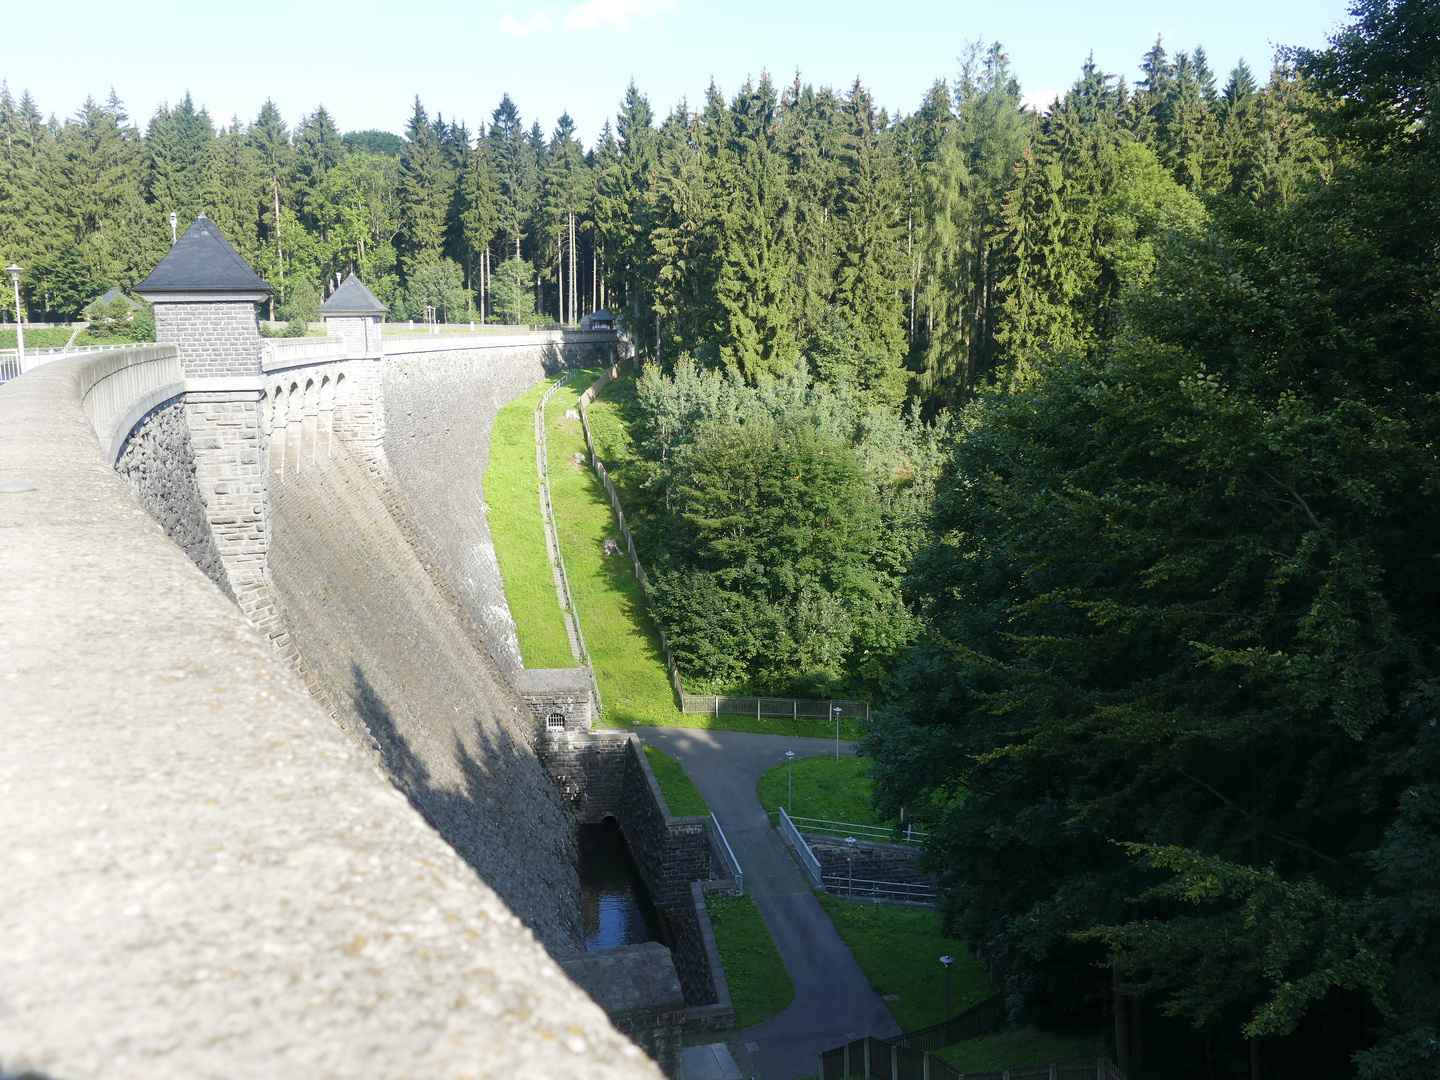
[0,356,660,1080]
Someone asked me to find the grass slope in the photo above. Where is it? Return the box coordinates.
[706,894,794,1029]
[545,369,688,725]
[757,754,883,826]
[642,745,708,817]
[817,896,992,1033]
[485,374,576,669]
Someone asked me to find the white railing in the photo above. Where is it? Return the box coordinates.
[778,807,824,888]
[822,874,937,905]
[1,341,161,384]
[787,815,929,845]
[709,814,744,894]
[536,371,603,714]
[683,695,871,722]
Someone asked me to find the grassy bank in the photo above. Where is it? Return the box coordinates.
[936,1026,1107,1071]
[545,369,688,725]
[817,896,991,1033]
[642,745,708,817]
[757,754,881,825]
[706,894,794,1029]
[485,374,576,669]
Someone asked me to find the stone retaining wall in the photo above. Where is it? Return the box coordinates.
[536,732,730,1018]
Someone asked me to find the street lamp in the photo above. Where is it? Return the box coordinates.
[833,705,843,761]
[6,264,24,374]
[786,751,795,814]
[845,836,857,898]
[940,955,955,1030]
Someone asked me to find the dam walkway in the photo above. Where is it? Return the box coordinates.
[630,728,900,1080]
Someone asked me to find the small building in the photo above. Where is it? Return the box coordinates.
[92,288,141,312]
[318,273,387,359]
[584,309,617,331]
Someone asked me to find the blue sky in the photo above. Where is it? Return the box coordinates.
[11,0,1352,147]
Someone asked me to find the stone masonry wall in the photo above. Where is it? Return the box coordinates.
[380,342,611,678]
[538,733,718,1007]
[115,399,232,600]
[184,393,292,655]
[155,301,262,378]
[267,436,586,955]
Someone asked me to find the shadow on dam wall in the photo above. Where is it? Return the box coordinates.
[267,434,586,955]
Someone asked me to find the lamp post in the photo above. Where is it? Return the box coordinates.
[940,955,955,1030]
[845,836,857,898]
[786,750,795,814]
[169,211,178,246]
[6,264,24,374]
[833,705,842,761]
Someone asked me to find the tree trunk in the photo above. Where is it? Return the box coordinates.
[1114,967,1130,1075]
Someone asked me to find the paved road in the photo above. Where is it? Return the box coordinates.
[631,728,900,1079]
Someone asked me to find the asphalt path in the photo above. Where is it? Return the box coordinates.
[630,727,900,1079]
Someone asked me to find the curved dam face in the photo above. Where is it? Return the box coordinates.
[265,335,615,956]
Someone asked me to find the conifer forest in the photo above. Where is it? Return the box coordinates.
[5,0,1439,1074]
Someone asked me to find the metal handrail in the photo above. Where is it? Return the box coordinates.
[778,807,824,887]
[709,813,744,894]
[788,815,929,845]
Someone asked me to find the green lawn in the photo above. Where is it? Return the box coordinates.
[642,745,708,817]
[936,1025,1108,1071]
[757,754,882,826]
[706,893,794,1029]
[1,327,75,349]
[817,895,992,1033]
[485,374,577,669]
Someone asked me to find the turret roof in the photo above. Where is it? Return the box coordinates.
[133,214,271,294]
[318,273,388,315]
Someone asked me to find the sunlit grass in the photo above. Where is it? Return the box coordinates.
[757,754,882,826]
[485,374,576,669]
[642,745,708,817]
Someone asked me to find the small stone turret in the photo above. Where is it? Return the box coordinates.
[319,272,387,359]
[133,215,286,642]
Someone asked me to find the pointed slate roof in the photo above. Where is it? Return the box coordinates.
[94,288,141,311]
[318,272,388,316]
[132,214,271,295]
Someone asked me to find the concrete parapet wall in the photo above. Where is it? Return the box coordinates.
[0,355,659,1080]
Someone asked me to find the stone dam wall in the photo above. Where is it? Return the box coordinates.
[380,337,616,679]
[0,347,659,1080]
[268,433,587,953]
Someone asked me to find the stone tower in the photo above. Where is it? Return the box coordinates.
[319,272,387,358]
[133,215,285,639]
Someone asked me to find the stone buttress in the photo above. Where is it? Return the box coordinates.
[133,215,289,648]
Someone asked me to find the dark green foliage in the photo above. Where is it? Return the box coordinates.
[342,129,404,157]
[868,3,1440,1072]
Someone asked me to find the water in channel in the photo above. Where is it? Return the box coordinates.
[579,819,668,952]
